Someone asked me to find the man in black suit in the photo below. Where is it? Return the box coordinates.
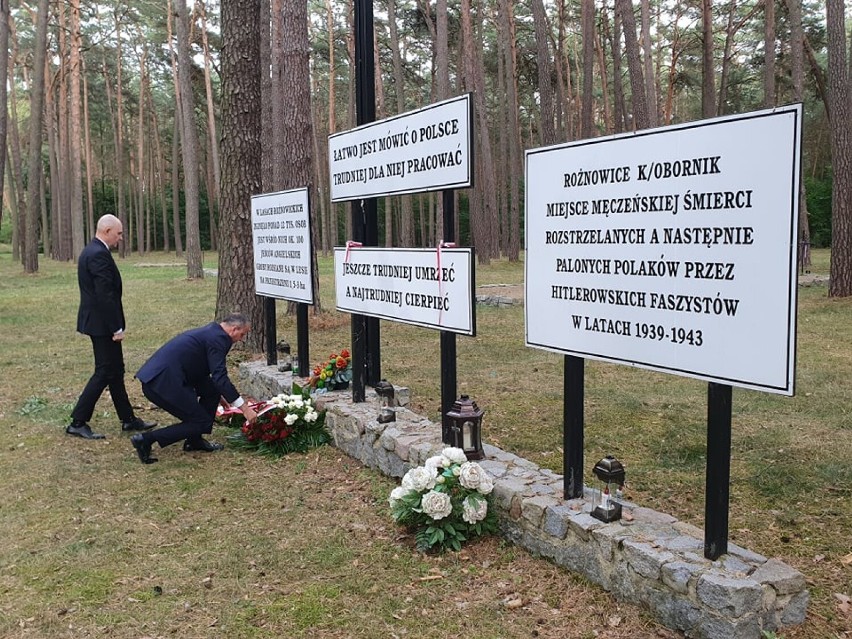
[67,214,156,440]
[130,313,258,464]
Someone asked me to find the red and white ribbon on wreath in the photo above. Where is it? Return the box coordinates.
[344,240,362,263]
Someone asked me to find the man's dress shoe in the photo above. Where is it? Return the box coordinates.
[121,417,158,432]
[130,434,158,464]
[183,438,225,452]
[66,421,106,439]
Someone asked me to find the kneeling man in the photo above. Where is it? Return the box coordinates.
[131,313,258,464]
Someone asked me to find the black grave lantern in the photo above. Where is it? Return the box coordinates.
[276,341,292,372]
[445,395,485,460]
[375,379,396,423]
[590,456,625,523]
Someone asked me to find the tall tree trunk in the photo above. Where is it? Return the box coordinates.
[175,0,204,279]
[199,0,220,215]
[616,0,649,130]
[0,0,8,226]
[24,0,50,273]
[171,106,183,255]
[387,0,414,246]
[763,0,776,108]
[580,0,594,139]
[135,43,148,254]
[7,23,27,260]
[531,0,555,146]
[717,0,737,115]
[604,4,627,133]
[700,0,716,118]
[785,0,810,269]
[260,0,273,189]
[113,9,128,258]
[553,0,567,139]
[826,0,852,296]
[461,0,493,262]
[323,0,335,252]
[498,0,520,260]
[640,0,658,127]
[82,59,94,241]
[279,0,321,312]
[217,0,264,344]
[68,0,84,259]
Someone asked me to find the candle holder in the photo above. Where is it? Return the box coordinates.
[445,395,485,460]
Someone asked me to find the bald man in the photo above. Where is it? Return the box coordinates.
[67,214,156,439]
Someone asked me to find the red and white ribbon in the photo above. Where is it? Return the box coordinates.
[344,240,362,263]
[436,241,456,325]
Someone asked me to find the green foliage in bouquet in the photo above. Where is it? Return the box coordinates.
[389,447,498,553]
[219,391,330,456]
[307,348,352,392]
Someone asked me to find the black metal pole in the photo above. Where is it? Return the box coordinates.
[705,382,732,559]
[296,303,309,379]
[354,0,379,392]
[563,355,584,499]
[440,189,457,443]
[264,297,276,366]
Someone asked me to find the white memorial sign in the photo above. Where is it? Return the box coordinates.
[251,188,314,304]
[334,247,475,335]
[328,94,473,202]
[525,106,801,395]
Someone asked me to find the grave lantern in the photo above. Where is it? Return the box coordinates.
[375,379,396,423]
[590,456,625,523]
[445,395,485,460]
[276,341,292,372]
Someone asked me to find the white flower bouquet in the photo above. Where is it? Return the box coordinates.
[389,447,497,552]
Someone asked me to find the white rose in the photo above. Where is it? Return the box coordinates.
[420,490,452,520]
[389,486,408,508]
[284,413,299,426]
[442,447,468,465]
[402,465,437,492]
[477,473,494,495]
[459,462,487,490]
[304,410,317,423]
[462,495,488,523]
[425,455,450,472]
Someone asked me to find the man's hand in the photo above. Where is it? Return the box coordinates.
[241,404,258,424]
[112,330,125,342]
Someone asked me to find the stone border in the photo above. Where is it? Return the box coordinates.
[238,361,808,639]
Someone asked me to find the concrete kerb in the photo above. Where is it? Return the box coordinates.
[237,361,809,639]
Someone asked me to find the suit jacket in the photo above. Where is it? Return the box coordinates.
[136,322,240,404]
[76,238,125,337]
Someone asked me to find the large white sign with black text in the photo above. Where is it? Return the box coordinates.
[251,188,314,304]
[525,106,801,395]
[328,94,473,202]
[334,246,475,335]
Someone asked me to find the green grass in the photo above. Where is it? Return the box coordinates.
[0,245,848,638]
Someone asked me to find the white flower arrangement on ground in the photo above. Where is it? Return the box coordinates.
[389,447,497,553]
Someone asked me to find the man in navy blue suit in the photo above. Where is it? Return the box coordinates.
[130,313,258,464]
[67,214,156,440]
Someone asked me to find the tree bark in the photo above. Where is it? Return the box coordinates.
[387,0,414,246]
[0,0,9,227]
[763,0,776,108]
[700,0,716,118]
[826,0,852,296]
[175,0,204,279]
[531,0,555,146]
[24,0,50,273]
[69,0,84,259]
[640,0,658,127]
[217,0,264,343]
[580,0,594,139]
[616,0,649,130]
